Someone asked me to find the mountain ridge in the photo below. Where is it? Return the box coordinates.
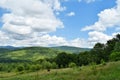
[0,46,91,62]
[51,46,91,53]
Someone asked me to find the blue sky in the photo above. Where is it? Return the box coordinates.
[0,0,120,48]
[50,0,116,39]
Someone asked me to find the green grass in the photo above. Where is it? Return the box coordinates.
[0,61,120,80]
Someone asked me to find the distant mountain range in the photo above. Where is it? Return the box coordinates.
[51,46,91,53]
[0,46,91,62]
[0,46,21,50]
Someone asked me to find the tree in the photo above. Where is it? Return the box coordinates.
[94,43,105,49]
[92,43,106,63]
[104,34,120,61]
[41,60,52,72]
[113,42,120,52]
[55,52,71,68]
[77,51,90,66]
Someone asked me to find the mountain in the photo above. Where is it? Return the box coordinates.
[51,46,91,53]
[0,47,60,61]
[0,48,10,53]
[0,46,91,62]
[0,46,20,50]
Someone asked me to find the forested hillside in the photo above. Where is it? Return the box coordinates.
[0,47,60,61]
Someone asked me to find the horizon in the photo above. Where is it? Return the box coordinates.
[0,0,120,48]
[0,45,91,49]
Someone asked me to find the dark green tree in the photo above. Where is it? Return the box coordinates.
[55,52,71,68]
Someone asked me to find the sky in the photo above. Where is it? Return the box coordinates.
[0,0,120,48]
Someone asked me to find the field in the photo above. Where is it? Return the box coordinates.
[0,61,120,80]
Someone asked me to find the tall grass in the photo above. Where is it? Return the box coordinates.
[0,61,120,80]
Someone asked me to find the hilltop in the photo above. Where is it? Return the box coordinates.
[51,46,90,53]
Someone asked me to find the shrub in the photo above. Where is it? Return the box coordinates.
[30,64,41,72]
[100,59,106,65]
[110,52,120,61]
[51,62,58,69]
[69,62,76,68]
[16,65,24,72]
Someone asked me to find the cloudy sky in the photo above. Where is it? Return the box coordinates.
[0,0,120,48]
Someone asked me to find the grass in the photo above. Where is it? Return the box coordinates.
[0,61,120,80]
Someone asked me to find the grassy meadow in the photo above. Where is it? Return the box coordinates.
[0,61,120,80]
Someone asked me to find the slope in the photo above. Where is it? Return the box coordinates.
[0,47,60,61]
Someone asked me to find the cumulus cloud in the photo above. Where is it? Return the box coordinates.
[0,0,67,46]
[68,38,91,48]
[88,31,112,44]
[81,0,120,32]
[0,0,64,38]
[0,0,89,48]
[0,30,91,47]
[81,0,120,46]
[67,12,75,16]
[11,34,68,47]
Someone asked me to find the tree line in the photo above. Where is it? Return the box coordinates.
[54,34,120,68]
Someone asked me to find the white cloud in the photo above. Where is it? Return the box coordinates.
[68,38,91,48]
[0,0,67,47]
[0,0,89,47]
[67,12,75,16]
[11,34,68,47]
[43,0,66,11]
[0,30,91,47]
[81,0,120,46]
[88,31,112,44]
[0,0,64,36]
[81,0,120,32]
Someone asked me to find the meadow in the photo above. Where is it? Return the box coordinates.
[0,61,120,80]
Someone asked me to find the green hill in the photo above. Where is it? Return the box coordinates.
[52,46,91,53]
[0,47,60,61]
[0,46,91,62]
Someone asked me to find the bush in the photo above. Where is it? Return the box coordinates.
[110,52,120,61]
[100,59,106,65]
[51,62,58,69]
[69,62,76,68]
[16,65,24,72]
[30,64,41,72]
